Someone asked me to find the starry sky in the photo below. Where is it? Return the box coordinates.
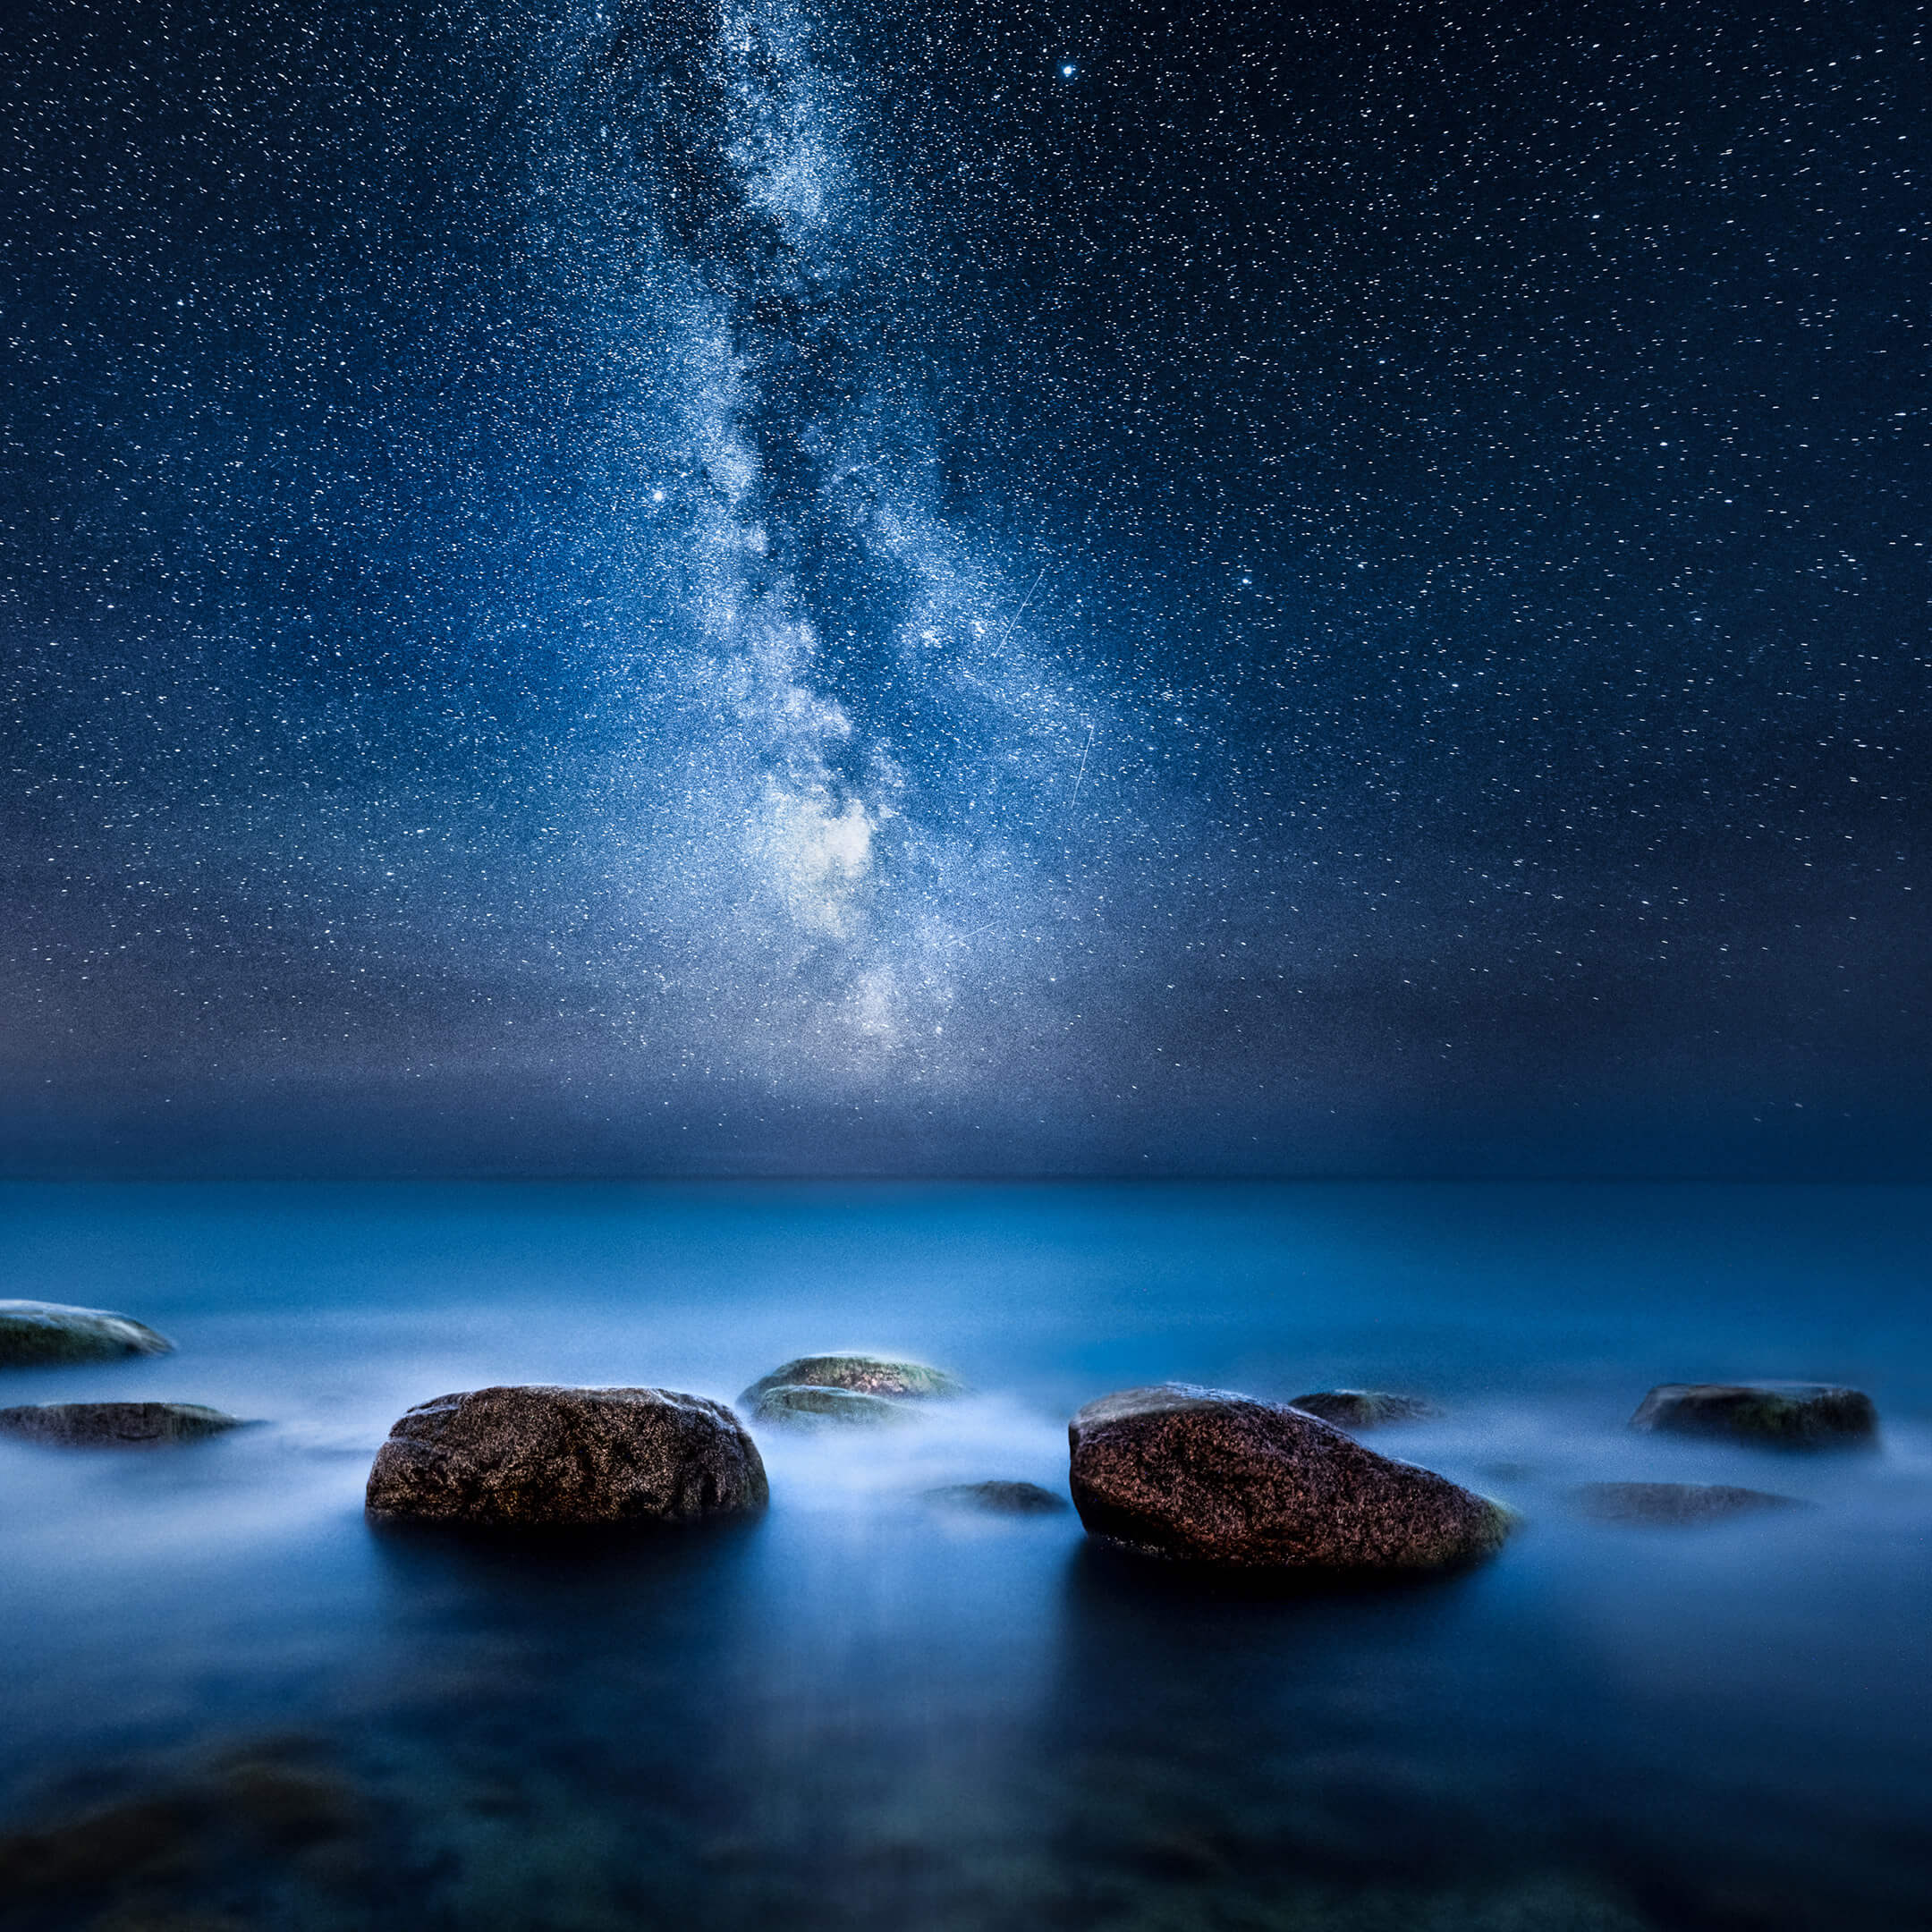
[2,0,1928,1175]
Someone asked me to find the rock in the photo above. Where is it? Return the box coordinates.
[0,1795,202,1899]
[1572,1480,1802,1524]
[738,1353,963,1407]
[927,1479,1070,1514]
[364,1385,767,1528]
[1067,1383,1513,1572]
[1630,1381,1877,1447]
[0,1300,174,1366]
[1289,1388,1438,1428]
[746,1384,911,1428]
[0,1402,243,1447]
[0,1735,365,1920]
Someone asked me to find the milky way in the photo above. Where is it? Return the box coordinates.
[2,0,1928,1173]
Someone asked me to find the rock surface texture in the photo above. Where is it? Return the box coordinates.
[0,1300,174,1366]
[1068,1384,1513,1572]
[365,1385,767,1528]
[738,1353,964,1408]
[747,1385,911,1428]
[1630,1382,1877,1447]
[0,1402,242,1446]
[1573,1481,1801,1524]
[1289,1389,1439,1428]
[927,1479,1069,1514]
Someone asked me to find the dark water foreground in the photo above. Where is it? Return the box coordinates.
[2,1181,1928,1932]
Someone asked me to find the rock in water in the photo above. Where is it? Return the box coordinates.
[1289,1388,1438,1428]
[927,1480,1070,1514]
[738,1353,963,1407]
[1573,1481,1801,1524]
[0,1300,174,1366]
[1067,1384,1513,1572]
[0,1402,242,1446]
[746,1385,910,1428]
[364,1385,767,1528]
[1630,1382,1877,1448]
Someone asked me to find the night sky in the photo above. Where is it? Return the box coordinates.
[3,0,1928,1175]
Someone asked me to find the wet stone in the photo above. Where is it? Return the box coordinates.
[0,1402,244,1447]
[1573,1481,1802,1524]
[1068,1383,1513,1572]
[1629,1382,1877,1448]
[926,1479,1070,1514]
[364,1385,768,1528]
[0,1301,174,1367]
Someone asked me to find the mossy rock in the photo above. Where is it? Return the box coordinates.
[747,1384,912,1428]
[1290,1389,1439,1428]
[0,1300,174,1367]
[738,1353,964,1409]
[1630,1381,1877,1448]
[0,1402,244,1447]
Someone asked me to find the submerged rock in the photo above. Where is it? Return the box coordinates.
[927,1479,1070,1514]
[747,1384,911,1428]
[365,1385,767,1528]
[1630,1382,1877,1448]
[1573,1480,1802,1525]
[739,1352,964,1408]
[1289,1388,1439,1428]
[0,1300,174,1366]
[0,1734,365,1919]
[1067,1384,1513,1572]
[0,1402,243,1446]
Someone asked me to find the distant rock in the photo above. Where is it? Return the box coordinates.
[1630,1382,1877,1448]
[747,1384,911,1428]
[0,1402,243,1447]
[1289,1388,1439,1428]
[1573,1480,1802,1525]
[0,1300,174,1367]
[927,1479,1069,1514]
[738,1353,964,1408]
[365,1385,767,1528]
[1067,1384,1513,1572]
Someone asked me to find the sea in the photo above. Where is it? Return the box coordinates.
[1,1180,1928,1931]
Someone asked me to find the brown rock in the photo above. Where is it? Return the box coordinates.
[1629,1382,1877,1447]
[364,1385,767,1528]
[0,1402,243,1447]
[1067,1384,1513,1572]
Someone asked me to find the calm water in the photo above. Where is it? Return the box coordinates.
[1,1181,1928,1932]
